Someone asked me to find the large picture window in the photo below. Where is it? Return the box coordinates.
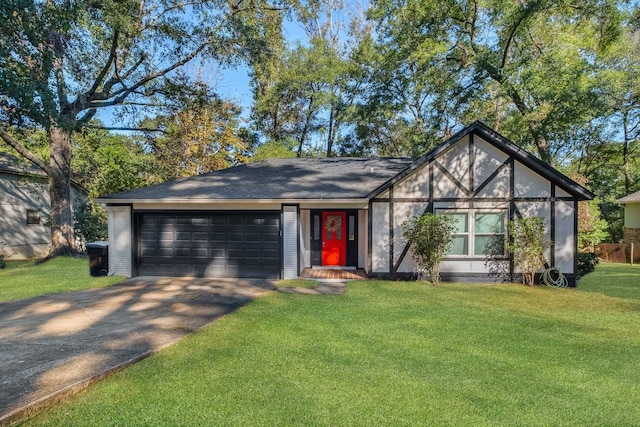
[437,209,506,257]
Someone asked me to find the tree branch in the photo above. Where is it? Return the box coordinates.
[501,3,540,70]
[85,30,120,102]
[76,108,98,128]
[97,42,209,106]
[84,124,168,134]
[143,0,211,31]
[0,127,51,174]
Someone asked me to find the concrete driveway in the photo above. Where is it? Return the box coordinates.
[0,277,273,425]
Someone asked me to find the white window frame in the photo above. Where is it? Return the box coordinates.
[436,208,508,258]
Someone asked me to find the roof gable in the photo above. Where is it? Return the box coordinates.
[371,121,595,201]
[0,152,87,194]
[616,190,640,204]
[0,152,46,178]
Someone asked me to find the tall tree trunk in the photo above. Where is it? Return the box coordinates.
[47,123,79,257]
[326,104,335,157]
[622,110,632,195]
[297,96,315,157]
[530,128,552,165]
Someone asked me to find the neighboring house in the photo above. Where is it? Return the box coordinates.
[0,152,86,259]
[97,122,594,285]
[615,190,640,246]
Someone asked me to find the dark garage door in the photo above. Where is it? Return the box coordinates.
[135,211,281,278]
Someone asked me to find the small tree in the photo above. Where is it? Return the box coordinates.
[505,217,551,287]
[402,214,456,286]
[578,199,609,251]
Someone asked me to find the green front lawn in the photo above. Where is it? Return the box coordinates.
[28,264,640,426]
[0,257,125,302]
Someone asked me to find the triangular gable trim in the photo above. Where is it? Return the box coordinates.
[368,121,594,201]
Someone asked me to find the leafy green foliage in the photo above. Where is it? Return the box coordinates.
[74,202,108,244]
[251,0,365,157]
[578,199,610,250]
[577,252,600,279]
[402,213,456,286]
[361,0,627,162]
[506,217,551,287]
[250,139,297,162]
[143,99,250,181]
[72,125,152,199]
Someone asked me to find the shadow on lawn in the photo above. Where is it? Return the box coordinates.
[0,277,273,424]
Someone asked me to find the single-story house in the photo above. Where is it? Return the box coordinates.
[97,121,594,285]
[616,190,640,246]
[0,152,86,259]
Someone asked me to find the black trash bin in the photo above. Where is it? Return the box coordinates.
[87,241,109,277]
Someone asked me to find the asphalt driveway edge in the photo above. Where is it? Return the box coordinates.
[1,349,154,427]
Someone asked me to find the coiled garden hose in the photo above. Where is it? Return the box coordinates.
[542,267,568,288]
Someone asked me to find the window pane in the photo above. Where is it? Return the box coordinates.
[475,213,504,233]
[348,216,355,241]
[27,209,41,225]
[449,236,468,255]
[313,215,320,240]
[475,235,504,255]
[441,213,468,232]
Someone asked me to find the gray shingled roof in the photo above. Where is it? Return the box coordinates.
[0,152,46,177]
[616,190,640,204]
[99,157,413,201]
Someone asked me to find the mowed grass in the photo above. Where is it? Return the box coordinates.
[0,257,125,302]
[28,264,640,426]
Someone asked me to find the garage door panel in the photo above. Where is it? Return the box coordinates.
[192,232,208,241]
[175,232,192,241]
[136,211,281,278]
[263,232,279,243]
[160,216,175,225]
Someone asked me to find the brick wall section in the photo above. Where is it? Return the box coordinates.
[624,227,640,245]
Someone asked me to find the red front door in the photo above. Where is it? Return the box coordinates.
[322,211,347,266]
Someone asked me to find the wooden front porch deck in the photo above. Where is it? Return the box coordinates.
[299,268,368,280]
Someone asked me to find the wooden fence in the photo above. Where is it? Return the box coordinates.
[596,243,640,264]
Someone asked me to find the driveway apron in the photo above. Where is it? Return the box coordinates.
[0,277,273,425]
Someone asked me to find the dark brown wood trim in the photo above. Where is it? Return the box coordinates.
[367,200,373,273]
[550,186,556,267]
[469,132,475,195]
[434,160,470,197]
[472,159,510,197]
[393,202,433,272]
[389,187,395,275]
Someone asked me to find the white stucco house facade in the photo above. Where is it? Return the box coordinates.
[97,122,594,286]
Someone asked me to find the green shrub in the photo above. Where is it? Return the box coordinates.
[577,252,599,278]
[505,217,551,287]
[402,213,456,286]
[74,202,108,246]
